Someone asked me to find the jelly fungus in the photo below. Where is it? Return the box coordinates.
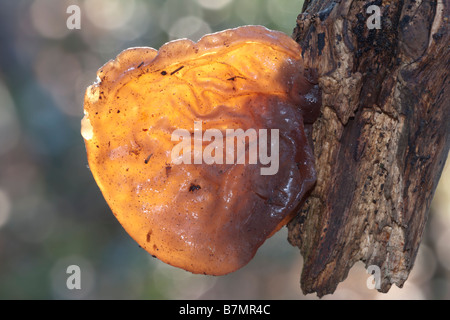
[81,26,321,275]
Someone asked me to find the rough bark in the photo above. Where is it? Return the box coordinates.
[287,0,449,297]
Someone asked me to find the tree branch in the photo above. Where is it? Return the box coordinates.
[288,0,449,297]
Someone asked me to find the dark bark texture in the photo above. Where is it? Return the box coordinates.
[287,0,449,296]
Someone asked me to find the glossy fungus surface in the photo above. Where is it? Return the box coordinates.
[82,26,320,275]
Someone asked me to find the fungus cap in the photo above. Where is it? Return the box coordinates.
[82,25,320,275]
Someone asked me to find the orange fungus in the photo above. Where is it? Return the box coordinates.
[81,26,320,275]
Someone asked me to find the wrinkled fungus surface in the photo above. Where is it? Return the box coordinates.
[82,25,320,275]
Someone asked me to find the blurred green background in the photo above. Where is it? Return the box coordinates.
[0,0,449,299]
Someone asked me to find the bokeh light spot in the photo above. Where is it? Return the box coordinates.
[0,189,11,229]
[266,0,302,32]
[197,0,233,10]
[30,0,72,39]
[168,16,211,41]
[0,79,20,156]
[85,0,135,30]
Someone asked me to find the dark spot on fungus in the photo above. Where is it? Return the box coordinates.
[137,61,144,68]
[161,71,167,75]
[144,154,153,164]
[189,184,201,192]
[227,75,246,81]
[170,66,184,75]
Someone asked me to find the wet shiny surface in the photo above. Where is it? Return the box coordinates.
[82,26,319,275]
